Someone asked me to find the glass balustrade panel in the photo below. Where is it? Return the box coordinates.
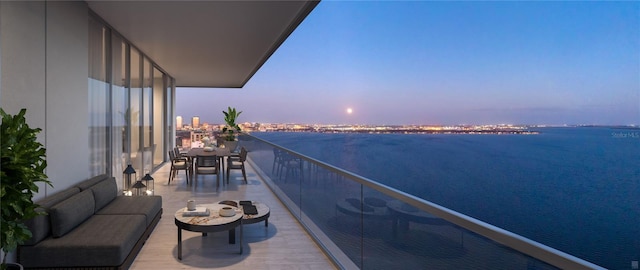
[244,135,572,270]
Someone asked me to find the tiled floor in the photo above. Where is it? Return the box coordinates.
[130,161,336,269]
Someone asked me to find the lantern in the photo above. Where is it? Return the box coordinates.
[142,173,154,195]
[123,164,136,195]
[131,180,147,196]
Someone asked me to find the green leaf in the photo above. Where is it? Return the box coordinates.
[0,108,51,254]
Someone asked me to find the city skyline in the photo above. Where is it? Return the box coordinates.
[176,1,639,126]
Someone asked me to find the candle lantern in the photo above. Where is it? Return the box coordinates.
[131,180,147,196]
[123,164,136,195]
[142,173,154,195]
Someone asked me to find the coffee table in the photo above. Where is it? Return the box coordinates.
[174,204,243,260]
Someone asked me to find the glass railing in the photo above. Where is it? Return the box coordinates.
[239,134,605,270]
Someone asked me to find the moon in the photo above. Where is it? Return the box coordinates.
[346,108,353,114]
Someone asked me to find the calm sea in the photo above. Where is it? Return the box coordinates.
[253,127,640,270]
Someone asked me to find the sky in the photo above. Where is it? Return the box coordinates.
[176,1,640,126]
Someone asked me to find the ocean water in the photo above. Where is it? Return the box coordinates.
[253,127,640,269]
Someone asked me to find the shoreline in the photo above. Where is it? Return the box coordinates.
[257,128,540,135]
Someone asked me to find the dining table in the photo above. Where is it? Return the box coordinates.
[184,147,235,183]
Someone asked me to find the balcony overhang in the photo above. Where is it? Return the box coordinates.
[87,0,319,88]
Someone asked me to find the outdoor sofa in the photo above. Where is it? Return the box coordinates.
[18,174,162,269]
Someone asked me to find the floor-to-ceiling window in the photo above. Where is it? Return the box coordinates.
[111,33,128,190]
[89,12,175,191]
[129,47,143,175]
[166,77,175,164]
[142,57,153,174]
[153,67,165,168]
[88,16,109,177]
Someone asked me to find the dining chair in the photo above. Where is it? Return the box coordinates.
[216,137,225,147]
[226,147,248,184]
[168,150,190,185]
[272,148,284,176]
[194,155,220,187]
[174,147,185,160]
[278,151,303,182]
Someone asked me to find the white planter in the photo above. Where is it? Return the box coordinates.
[223,141,238,152]
[4,263,24,270]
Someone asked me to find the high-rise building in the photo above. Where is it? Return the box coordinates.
[176,116,183,130]
[192,116,200,129]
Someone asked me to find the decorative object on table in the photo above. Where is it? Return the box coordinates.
[222,107,242,151]
[141,173,154,195]
[1,108,52,270]
[182,206,209,217]
[243,205,258,215]
[239,201,258,215]
[201,136,211,146]
[219,200,238,207]
[122,164,136,195]
[187,200,196,211]
[219,207,236,217]
[201,136,215,151]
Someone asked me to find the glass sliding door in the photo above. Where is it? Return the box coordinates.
[142,57,153,174]
[88,17,109,177]
[153,67,165,167]
[90,13,176,191]
[111,34,128,190]
[129,48,142,177]
[166,77,175,159]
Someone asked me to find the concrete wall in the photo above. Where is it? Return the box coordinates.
[1,1,89,199]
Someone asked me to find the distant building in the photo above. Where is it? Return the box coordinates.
[176,116,183,130]
[175,130,191,147]
[190,130,210,148]
[192,116,200,129]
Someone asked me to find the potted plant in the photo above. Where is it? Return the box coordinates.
[221,107,242,151]
[1,108,51,270]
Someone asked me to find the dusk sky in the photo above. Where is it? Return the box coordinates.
[176,1,639,126]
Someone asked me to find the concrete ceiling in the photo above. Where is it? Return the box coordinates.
[87,0,318,88]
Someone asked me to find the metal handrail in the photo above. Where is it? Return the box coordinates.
[244,133,604,269]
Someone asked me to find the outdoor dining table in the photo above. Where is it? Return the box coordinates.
[185,147,234,182]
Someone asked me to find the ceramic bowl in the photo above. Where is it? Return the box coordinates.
[219,207,235,217]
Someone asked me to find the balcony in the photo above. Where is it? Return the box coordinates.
[131,155,335,269]
[135,135,603,269]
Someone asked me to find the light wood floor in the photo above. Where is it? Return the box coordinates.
[130,161,336,270]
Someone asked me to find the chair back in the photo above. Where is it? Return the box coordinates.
[216,137,225,147]
[169,150,176,161]
[196,155,218,168]
[239,147,248,162]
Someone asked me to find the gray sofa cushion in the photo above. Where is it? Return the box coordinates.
[75,174,110,190]
[19,214,147,268]
[90,177,117,211]
[49,190,95,237]
[23,187,81,245]
[96,196,162,226]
